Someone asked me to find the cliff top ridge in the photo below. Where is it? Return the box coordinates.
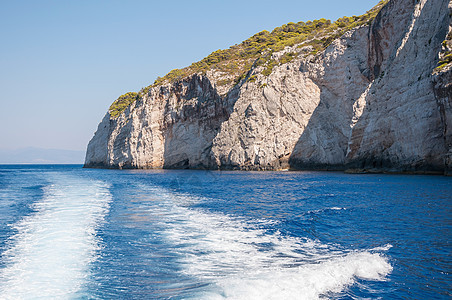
[108,0,389,119]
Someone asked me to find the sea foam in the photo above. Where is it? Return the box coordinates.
[141,185,393,299]
[0,173,111,299]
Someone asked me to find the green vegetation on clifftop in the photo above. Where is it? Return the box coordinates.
[150,0,388,87]
[110,0,389,119]
[109,92,138,118]
[434,31,452,73]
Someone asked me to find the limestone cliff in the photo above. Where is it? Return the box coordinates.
[85,0,452,174]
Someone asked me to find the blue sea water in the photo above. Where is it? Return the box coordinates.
[0,165,450,299]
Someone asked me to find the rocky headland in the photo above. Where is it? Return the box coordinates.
[85,0,452,175]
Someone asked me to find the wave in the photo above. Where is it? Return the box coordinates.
[140,185,393,299]
[0,173,111,299]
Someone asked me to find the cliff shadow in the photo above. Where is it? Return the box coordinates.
[288,84,363,171]
[342,0,450,173]
[289,33,374,170]
[162,74,242,169]
[289,0,429,171]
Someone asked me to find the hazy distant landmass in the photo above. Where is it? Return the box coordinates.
[0,147,85,164]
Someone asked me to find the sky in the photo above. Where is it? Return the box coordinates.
[0,0,381,152]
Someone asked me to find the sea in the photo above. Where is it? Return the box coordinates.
[0,164,450,299]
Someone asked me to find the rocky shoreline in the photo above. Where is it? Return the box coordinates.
[85,0,452,175]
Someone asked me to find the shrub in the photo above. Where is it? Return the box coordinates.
[109,92,138,118]
[108,0,390,118]
[247,74,257,82]
[262,59,278,76]
[279,52,296,64]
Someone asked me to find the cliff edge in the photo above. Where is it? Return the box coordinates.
[85,0,452,174]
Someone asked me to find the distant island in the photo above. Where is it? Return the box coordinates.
[85,0,452,175]
[0,147,85,164]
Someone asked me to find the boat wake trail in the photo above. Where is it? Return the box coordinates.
[140,185,393,299]
[0,173,111,299]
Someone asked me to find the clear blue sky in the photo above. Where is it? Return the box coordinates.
[0,0,380,151]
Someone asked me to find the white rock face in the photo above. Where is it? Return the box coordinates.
[85,0,452,174]
[342,0,451,173]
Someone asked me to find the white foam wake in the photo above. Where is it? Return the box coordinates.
[141,185,392,299]
[0,174,111,299]
[209,251,392,300]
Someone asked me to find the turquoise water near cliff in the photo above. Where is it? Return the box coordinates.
[0,165,450,299]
